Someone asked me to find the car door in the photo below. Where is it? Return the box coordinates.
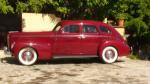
[99,25,113,41]
[54,24,81,55]
[80,24,100,55]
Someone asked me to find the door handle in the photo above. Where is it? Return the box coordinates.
[79,34,86,39]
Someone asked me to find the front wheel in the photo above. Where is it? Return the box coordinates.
[101,46,118,63]
[18,47,38,65]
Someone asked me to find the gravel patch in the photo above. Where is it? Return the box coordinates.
[0,50,150,84]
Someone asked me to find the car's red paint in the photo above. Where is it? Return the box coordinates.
[7,20,130,61]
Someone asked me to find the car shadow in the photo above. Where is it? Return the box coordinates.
[35,57,126,65]
[37,57,101,65]
[0,57,20,65]
[1,57,126,65]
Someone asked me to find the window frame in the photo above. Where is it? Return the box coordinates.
[82,25,98,33]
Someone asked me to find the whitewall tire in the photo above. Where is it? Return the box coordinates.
[101,46,118,63]
[18,47,38,65]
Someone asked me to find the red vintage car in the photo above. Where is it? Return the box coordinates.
[6,20,130,65]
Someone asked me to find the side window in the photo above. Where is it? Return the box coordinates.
[63,25,80,33]
[83,25,97,33]
[99,26,111,34]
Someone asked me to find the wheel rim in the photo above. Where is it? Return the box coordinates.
[105,49,115,60]
[102,47,118,63]
[18,48,37,65]
[22,51,34,62]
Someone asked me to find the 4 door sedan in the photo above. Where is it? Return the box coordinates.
[7,20,130,65]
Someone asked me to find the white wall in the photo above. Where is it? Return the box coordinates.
[22,13,61,32]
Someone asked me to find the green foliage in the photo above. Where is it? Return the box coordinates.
[126,18,148,37]
[16,2,28,13]
[110,0,150,24]
[126,18,149,54]
[129,54,140,60]
[0,0,110,19]
[109,0,150,55]
[0,0,149,28]
[0,0,14,14]
[16,0,52,13]
[141,32,150,45]
[86,0,109,7]
[56,7,69,14]
[109,0,129,20]
[54,0,109,19]
[28,0,45,12]
[115,13,129,20]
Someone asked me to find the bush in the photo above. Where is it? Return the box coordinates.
[126,18,148,54]
[126,18,148,37]
[129,54,140,60]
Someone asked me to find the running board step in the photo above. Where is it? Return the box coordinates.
[53,55,98,59]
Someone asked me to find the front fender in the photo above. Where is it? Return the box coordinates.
[11,40,52,60]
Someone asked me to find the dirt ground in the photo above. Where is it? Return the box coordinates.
[0,50,150,84]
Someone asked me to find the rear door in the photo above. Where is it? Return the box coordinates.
[80,24,100,55]
[99,25,113,41]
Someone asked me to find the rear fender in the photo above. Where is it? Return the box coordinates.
[98,41,119,57]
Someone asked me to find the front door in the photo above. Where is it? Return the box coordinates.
[54,24,81,55]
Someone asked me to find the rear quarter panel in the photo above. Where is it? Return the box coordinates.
[98,23,130,57]
[99,40,130,57]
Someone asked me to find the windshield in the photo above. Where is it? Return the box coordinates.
[53,22,61,32]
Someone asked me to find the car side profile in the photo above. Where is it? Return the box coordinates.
[6,20,130,65]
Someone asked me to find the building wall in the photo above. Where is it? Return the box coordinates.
[22,13,61,32]
[114,26,126,40]
[115,27,125,36]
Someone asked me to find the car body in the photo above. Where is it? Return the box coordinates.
[7,20,130,65]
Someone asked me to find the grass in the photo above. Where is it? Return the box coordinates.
[128,54,140,60]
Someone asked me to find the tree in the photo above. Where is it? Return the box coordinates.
[0,0,110,20]
[109,0,150,55]
[126,18,148,52]
[58,0,109,19]
[0,0,14,14]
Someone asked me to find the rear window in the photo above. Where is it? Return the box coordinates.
[83,25,97,33]
[99,26,111,34]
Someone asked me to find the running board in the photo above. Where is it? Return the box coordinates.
[53,55,98,59]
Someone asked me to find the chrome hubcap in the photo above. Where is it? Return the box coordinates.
[23,51,33,62]
[105,50,115,60]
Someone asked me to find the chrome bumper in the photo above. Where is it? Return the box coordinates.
[3,46,11,55]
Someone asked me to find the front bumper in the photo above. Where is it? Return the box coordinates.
[3,46,11,55]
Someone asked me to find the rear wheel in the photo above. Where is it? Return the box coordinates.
[18,47,38,65]
[101,46,118,63]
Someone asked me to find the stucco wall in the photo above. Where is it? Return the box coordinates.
[114,26,126,40]
[22,13,61,32]
[115,27,125,36]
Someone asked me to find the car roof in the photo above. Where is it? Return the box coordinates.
[61,20,106,25]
